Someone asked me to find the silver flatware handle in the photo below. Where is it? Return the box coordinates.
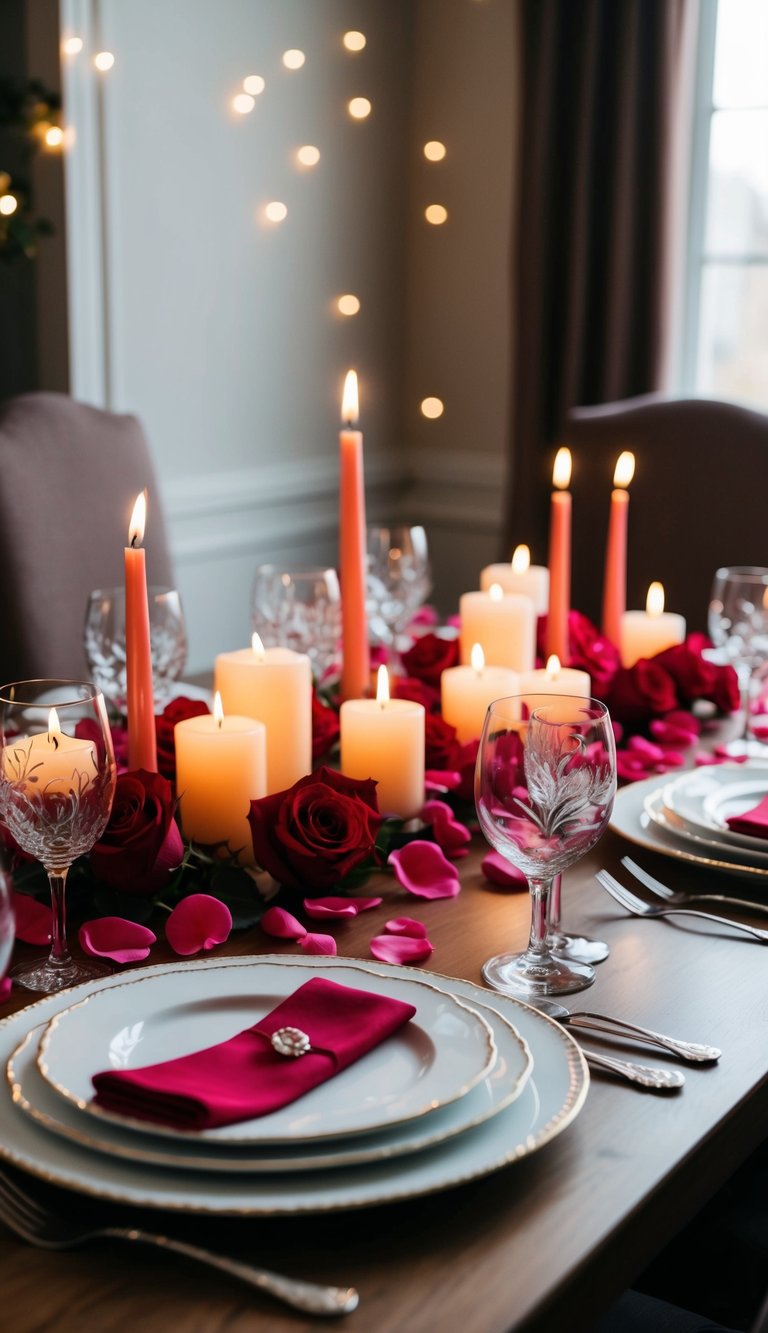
[568,1012,721,1063]
[691,891,768,917]
[657,907,768,942]
[102,1227,359,1316]
[581,1049,685,1091]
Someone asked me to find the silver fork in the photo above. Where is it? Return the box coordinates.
[0,1167,359,1317]
[621,855,768,917]
[596,869,768,944]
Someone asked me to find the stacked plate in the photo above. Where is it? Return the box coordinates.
[610,762,768,882]
[2,955,588,1215]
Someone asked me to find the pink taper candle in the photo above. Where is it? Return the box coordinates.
[601,451,635,648]
[339,370,370,701]
[546,448,572,663]
[125,491,157,771]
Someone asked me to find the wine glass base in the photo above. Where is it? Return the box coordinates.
[11,955,112,994]
[716,737,768,761]
[482,951,595,999]
[549,931,610,965]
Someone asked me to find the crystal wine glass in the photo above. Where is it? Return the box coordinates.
[0,856,13,986]
[475,694,617,998]
[84,586,188,715]
[708,566,768,756]
[0,680,117,993]
[251,565,341,679]
[366,525,432,647]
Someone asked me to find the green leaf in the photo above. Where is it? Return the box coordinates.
[207,866,268,930]
[91,886,157,924]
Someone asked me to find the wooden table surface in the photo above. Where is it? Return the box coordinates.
[2,813,768,1333]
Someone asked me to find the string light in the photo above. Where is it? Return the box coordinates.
[343,31,366,52]
[93,51,115,71]
[0,195,18,217]
[296,145,320,167]
[232,93,255,114]
[425,204,448,225]
[264,201,288,223]
[282,50,305,70]
[243,74,265,95]
[424,141,446,161]
[348,97,371,120]
[421,397,444,419]
[337,295,361,316]
[62,36,83,55]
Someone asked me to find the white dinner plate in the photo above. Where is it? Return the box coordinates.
[663,765,768,853]
[0,955,588,1215]
[644,789,768,867]
[610,774,768,881]
[9,995,532,1174]
[36,961,497,1145]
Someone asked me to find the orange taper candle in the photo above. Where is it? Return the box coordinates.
[339,370,370,701]
[125,491,157,771]
[601,451,635,648]
[546,447,572,663]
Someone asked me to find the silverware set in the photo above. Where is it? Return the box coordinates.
[597,866,768,944]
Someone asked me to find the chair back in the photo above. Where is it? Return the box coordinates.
[0,392,174,684]
[565,394,768,633]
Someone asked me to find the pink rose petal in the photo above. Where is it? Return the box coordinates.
[384,916,428,937]
[261,906,307,940]
[302,896,382,920]
[13,893,52,945]
[166,894,232,956]
[425,769,463,793]
[420,800,472,859]
[388,841,461,899]
[0,977,12,1001]
[370,934,434,964]
[300,932,337,956]
[481,852,528,890]
[79,917,156,964]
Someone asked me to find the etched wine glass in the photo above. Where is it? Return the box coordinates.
[475,695,616,998]
[0,680,116,993]
[251,565,341,680]
[84,586,188,714]
[708,566,768,756]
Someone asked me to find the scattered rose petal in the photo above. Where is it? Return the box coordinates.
[300,932,337,956]
[79,917,156,964]
[424,769,463,793]
[302,896,382,920]
[0,977,12,1001]
[384,916,428,937]
[370,934,434,964]
[13,893,52,945]
[166,894,232,956]
[420,800,472,859]
[388,841,461,899]
[261,906,307,940]
[481,852,528,890]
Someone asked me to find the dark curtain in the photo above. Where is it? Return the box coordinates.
[505,0,688,557]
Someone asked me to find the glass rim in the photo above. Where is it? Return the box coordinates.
[252,564,340,580]
[0,679,104,707]
[713,566,768,581]
[486,693,609,714]
[87,585,179,599]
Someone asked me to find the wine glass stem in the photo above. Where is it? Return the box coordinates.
[547,873,562,935]
[47,868,73,969]
[526,877,553,960]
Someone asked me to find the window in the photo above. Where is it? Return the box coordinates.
[682,0,768,409]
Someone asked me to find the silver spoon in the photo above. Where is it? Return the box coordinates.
[529,999,721,1064]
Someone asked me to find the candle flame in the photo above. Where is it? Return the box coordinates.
[376,663,390,706]
[251,632,266,660]
[545,655,561,680]
[552,447,572,490]
[511,544,530,574]
[213,691,224,727]
[128,491,147,547]
[489,583,503,602]
[470,643,485,673]
[646,582,665,617]
[48,707,61,736]
[613,451,635,488]
[341,369,359,425]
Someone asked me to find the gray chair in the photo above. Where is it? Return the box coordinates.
[0,392,174,683]
[565,395,768,634]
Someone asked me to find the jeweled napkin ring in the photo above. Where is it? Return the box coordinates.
[271,1026,311,1058]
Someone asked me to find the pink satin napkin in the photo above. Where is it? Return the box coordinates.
[725,793,768,839]
[91,977,416,1130]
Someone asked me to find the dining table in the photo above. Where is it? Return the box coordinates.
[1,748,767,1333]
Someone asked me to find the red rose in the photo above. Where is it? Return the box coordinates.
[312,691,340,761]
[565,611,620,694]
[393,676,441,712]
[425,714,460,769]
[400,632,459,685]
[653,641,717,701]
[248,766,382,894]
[90,769,184,895]
[711,663,740,713]
[155,697,211,784]
[605,660,679,724]
[452,737,480,805]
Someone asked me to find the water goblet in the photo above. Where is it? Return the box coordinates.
[0,680,117,993]
[250,565,341,679]
[475,694,617,998]
[84,586,188,714]
[708,566,768,756]
[366,525,432,647]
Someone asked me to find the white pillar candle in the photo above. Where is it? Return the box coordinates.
[480,545,549,616]
[214,635,312,793]
[174,694,266,864]
[1,708,97,796]
[519,655,591,710]
[441,644,519,743]
[340,666,425,818]
[620,582,686,668]
[459,584,536,671]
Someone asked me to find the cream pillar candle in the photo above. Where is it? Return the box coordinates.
[459,584,536,671]
[1,708,97,795]
[620,582,686,668]
[174,694,267,864]
[518,656,592,719]
[214,635,312,793]
[441,644,519,743]
[480,545,549,616]
[340,666,425,818]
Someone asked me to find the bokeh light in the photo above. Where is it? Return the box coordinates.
[343,31,367,52]
[283,50,306,70]
[264,201,288,223]
[337,295,361,316]
[424,141,447,162]
[348,97,372,120]
[421,397,445,419]
[425,204,448,225]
